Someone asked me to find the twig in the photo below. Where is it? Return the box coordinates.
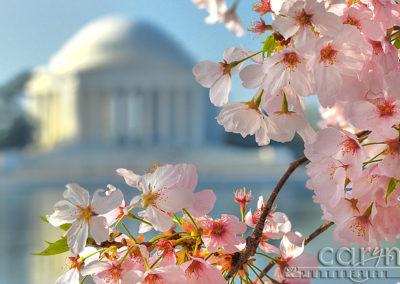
[225,156,308,280]
[259,221,335,279]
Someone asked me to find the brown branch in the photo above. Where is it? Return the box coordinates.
[258,221,335,279]
[225,156,309,280]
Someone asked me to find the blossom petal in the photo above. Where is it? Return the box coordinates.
[280,231,305,259]
[192,61,222,88]
[66,219,88,254]
[47,200,79,227]
[210,74,231,106]
[63,183,90,207]
[89,216,109,244]
[55,269,79,284]
[91,188,123,215]
[186,189,216,217]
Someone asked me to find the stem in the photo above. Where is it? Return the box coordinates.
[121,222,137,243]
[150,253,163,269]
[225,156,308,280]
[255,252,279,262]
[174,235,192,245]
[118,246,133,266]
[248,263,265,284]
[361,142,386,146]
[149,231,182,243]
[363,150,385,167]
[193,237,200,255]
[114,214,125,228]
[259,221,334,278]
[130,214,152,226]
[79,276,88,284]
[78,248,105,262]
[183,208,200,233]
[231,50,263,67]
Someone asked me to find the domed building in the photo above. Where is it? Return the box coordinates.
[25,16,217,150]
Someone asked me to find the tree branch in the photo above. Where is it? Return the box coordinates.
[259,221,335,278]
[225,156,309,280]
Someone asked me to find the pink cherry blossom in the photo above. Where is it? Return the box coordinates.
[342,4,386,41]
[142,265,186,284]
[262,48,312,97]
[181,257,226,284]
[313,25,370,107]
[198,214,246,254]
[346,97,400,137]
[272,0,342,49]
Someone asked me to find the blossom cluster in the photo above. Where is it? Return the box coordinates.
[192,0,400,249]
[43,163,315,283]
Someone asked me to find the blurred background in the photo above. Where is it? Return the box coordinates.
[0,1,373,283]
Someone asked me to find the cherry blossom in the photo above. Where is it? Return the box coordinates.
[198,214,247,254]
[192,47,246,106]
[181,257,227,284]
[47,183,123,254]
[55,247,98,284]
[216,99,270,146]
[272,0,342,49]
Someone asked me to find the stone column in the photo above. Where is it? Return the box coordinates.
[143,89,153,146]
[158,88,171,146]
[174,89,187,145]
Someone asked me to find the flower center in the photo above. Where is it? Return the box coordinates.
[368,39,383,55]
[219,60,232,76]
[296,9,313,27]
[77,205,96,223]
[376,100,395,117]
[319,43,338,65]
[349,216,369,238]
[105,264,123,283]
[386,139,400,156]
[142,186,160,208]
[343,15,361,28]
[187,260,205,277]
[211,221,226,236]
[66,256,83,271]
[340,138,360,156]
[253,0,272,16]
[281,52,301,70]
[144,274,162,284]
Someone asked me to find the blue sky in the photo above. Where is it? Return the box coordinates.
[0,0,266,86]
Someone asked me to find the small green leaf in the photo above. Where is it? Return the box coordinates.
[262,34,275,57]
[40,216,49,223]
[60,223,72,231]
[393,38,400,49]
[33,236,69,256]
[385,178,399,204]
[40,216,71,231]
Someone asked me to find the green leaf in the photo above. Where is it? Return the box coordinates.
[385,178,399,204]
[393,38,400,49]
[262,34,275,57]
[40,216,71,231]
[60,223,72,231]
[33,236,69,256]
[40,216,49,223]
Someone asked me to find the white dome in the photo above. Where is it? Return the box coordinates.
[48,16,193,74]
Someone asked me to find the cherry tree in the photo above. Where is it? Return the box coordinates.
[37,0,400,283]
